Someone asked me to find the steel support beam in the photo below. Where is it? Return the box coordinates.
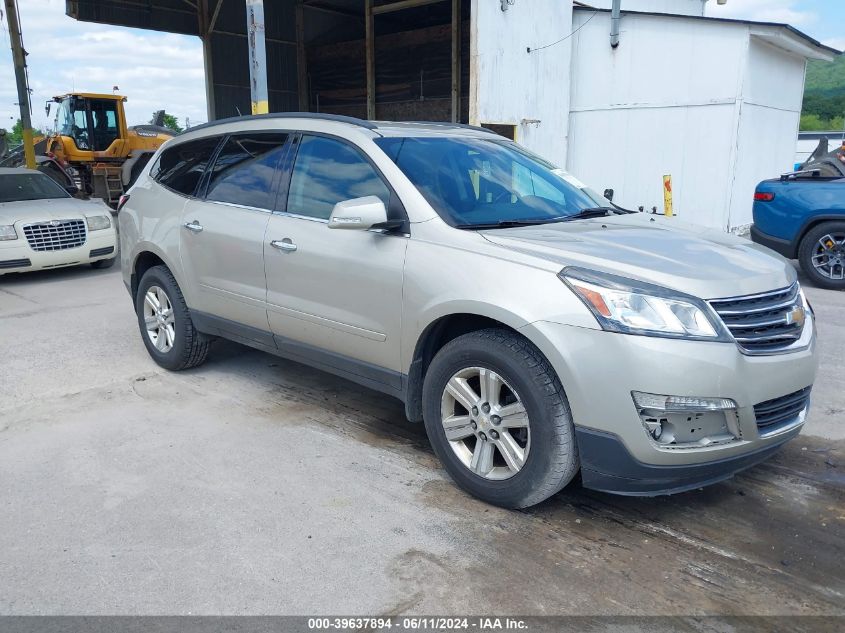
[246,0,269,114]
[208,0,224,33]
[3,0,35,168]
[296,1,309,110]
[365,0,375,119]
[371,0,448,15]
[451,0,460,122]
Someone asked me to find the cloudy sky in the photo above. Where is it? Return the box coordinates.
[0,0,842,133]
[0,0,206,131]
[706,0,845,51]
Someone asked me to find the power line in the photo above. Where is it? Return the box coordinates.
[527,10,598,54]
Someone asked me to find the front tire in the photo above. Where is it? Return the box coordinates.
[798,221,845,290]
[422,328,579,509]
[136,265,209,370]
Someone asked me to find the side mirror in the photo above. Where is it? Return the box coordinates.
[45,102,51,117]
[65,185,80,196]
[328,196,388,230]
[603,188,614,202]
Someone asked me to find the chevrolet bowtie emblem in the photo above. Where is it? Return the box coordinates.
[49,220,61,226]
[785,306,806,327]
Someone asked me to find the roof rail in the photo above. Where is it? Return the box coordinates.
[182,112,379,134]
[392,121,499,135]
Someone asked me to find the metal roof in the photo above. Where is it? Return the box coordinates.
[573,5,842,56]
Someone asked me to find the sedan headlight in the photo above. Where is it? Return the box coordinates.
[560,267,730,341]
[86,215,111,231]
[0,225,17,241]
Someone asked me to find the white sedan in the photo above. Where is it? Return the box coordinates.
[0,167,117,275]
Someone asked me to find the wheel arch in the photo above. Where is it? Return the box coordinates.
[129,244,189,305]
[796,214,845,258]
[403,310,531,422]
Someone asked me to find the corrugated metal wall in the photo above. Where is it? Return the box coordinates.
[67,0,300,120]
[205,0,298,119]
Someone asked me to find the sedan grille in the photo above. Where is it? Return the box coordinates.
[23,219,87,252]
[709,283,804,354]
[753,387,811,433]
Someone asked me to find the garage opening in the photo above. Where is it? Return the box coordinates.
[303,0,470,122]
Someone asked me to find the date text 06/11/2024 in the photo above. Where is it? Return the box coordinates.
[307,617,529,631]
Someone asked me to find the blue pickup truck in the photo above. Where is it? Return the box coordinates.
[751,143,845,289]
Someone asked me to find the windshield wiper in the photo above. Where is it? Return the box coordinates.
[454,207,619,230]
[454,219,548,229]
[564,207,615,220]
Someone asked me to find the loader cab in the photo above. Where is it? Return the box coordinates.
[51,94,128,158]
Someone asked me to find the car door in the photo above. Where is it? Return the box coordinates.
[264,134,408,390]
[179,131,290,338]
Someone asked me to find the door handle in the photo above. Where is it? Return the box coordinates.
[183,220,203,233]
[270,239,297,253]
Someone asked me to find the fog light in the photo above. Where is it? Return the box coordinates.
[632,391,740,448]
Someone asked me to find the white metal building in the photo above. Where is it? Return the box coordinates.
[70,0,838,232]
[469,0,838,232]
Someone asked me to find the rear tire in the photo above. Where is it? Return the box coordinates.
[422,328,579,509]
[136,265,209,370]
[798,221,845,290]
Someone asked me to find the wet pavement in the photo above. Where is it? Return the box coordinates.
[0,266,842,615]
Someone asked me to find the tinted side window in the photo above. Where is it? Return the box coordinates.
[205,133,289,209]
[153,136,222,196]
[286,135,389,220]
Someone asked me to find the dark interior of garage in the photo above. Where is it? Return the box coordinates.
[67,0,470,124]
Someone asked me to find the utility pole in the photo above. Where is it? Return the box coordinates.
[4,0,36,168]
[245,0,269,115]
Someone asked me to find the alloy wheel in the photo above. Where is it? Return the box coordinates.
[143,285,176,353]
[811,232,845,280]
[440,366,530,480]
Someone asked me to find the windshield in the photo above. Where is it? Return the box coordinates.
[55,97,91,151]
[375,136,599,227]
[0,172,70,203]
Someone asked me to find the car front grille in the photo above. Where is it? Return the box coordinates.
[754,387,811,433]
[709,283,805,354]
[23,219,87,252]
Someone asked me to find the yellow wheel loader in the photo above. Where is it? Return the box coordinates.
[0,93,174,208]
[45,93,174,206]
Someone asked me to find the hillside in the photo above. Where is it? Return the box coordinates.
[802,54,845,130]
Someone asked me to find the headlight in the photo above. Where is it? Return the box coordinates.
[86,215,111,231]
[559,267,729,341]
[798,285,812,317]
[0,225,17,241]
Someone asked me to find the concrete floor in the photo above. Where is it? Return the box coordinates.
[0,265,842,616]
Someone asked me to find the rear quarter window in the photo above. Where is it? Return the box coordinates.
[152,136,222,196]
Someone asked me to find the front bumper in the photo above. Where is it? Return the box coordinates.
[575,425,800,495]
[0,227,117,275]
[520,318,818,494]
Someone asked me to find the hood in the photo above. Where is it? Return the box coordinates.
[0,198,110,224]
[481,213,796,300]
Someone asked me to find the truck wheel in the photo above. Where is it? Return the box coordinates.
[422,328,579,509]
[136,265,210,370]
[798,221,845,290]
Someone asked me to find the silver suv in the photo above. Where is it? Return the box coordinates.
[120,114,818,508]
